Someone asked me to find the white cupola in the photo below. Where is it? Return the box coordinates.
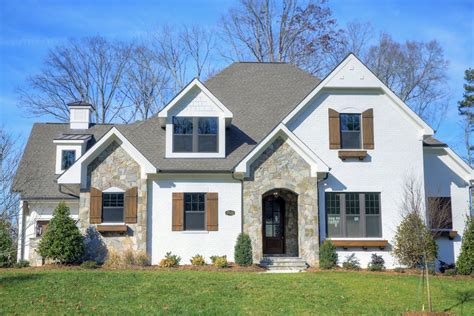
[68,101,94,129]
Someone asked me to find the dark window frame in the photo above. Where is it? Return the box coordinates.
[325,192,382,238]
[183,192,207,231]
[172,117,218,153]
[61,150,76,170]
[102,192,125,223]
[339,113,362,149]
[35,220,49,237]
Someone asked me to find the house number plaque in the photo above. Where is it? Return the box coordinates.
[225,210,235,216]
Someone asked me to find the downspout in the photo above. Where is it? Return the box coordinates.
[232,171,245,234]
[316,171,330,246]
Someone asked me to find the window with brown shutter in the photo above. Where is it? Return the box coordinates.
[206,193,218,231]
[125,187,138,224]
[328,109,341,149]
[172,192,184,231]
[90,187,102,224]
[362,109,374,149]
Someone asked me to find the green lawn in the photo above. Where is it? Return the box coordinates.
[0,269,473,315]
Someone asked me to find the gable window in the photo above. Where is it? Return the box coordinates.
[102,193,124,223]
[173,117,218,153]
[428,197,453,230]
[184,193,206,230]
[340,114,361,149]
[325,192,381,238]
[61,150,76,170]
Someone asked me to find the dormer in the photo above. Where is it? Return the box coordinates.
[53,134,91,174]
[158,79,233,158]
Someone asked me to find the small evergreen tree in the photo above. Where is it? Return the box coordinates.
[38,202,84,264]
[458,69,474,165]
[234,233,253,266]
[456,216,474,275]
[392,211,438,268]
[0,220,15,267]
[319,240,338,269]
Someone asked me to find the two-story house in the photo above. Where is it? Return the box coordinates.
[14,54,473,269]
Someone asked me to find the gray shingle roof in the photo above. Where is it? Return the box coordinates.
[423,136,447,147]
[14,62,320,199]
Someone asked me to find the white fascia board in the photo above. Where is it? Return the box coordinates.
[57,127,156,185]
[53,139,87,144]
[158,78,233,127]
[234,123,329,178]
[425,146,473,182]
[282,53,434,136]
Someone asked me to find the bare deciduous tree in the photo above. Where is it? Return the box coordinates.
[19,36,132,123]
[220,0,343,76]
[119,45,170,121]
[182,25,215,79]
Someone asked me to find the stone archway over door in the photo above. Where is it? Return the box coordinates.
[243,136,319,266]
[262,189,298,256]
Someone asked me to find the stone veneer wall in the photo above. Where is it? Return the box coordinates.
[243,137,319,266]
[79,141,147,262]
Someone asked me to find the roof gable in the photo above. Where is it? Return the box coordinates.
[57,127,156,186]
[234,123,329,178]
[283,53,434,136]
[158,78,233,127]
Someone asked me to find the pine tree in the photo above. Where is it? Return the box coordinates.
[0,220,15,267]
[234,233,253,266]
[38,202,84,264]
[456,216,474,275]
[458,69,474,165]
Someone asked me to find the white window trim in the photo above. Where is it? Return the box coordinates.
[101,190,125,225]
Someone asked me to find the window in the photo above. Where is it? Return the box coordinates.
[173,117,218,153]
[184,193,206,230]
[428,197,453,230]
[340,114,361,149]
[102,193,124,223]
[35,220,49,237]
[61,150,76,170]
[325,192,381,238]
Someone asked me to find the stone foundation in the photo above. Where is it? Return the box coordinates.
[243,137,319,266]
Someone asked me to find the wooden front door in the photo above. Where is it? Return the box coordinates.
[263,195,285,254]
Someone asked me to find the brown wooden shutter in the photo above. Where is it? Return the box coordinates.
[172,192,184,231]
[90,187,102,224]
[125,187,138,224]
[328,109,341,149]
[362,108,374,149]
[207,192,218,231]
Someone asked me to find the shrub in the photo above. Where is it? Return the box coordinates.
[13,260,30,268]
[104,249,122,267]
[393,267,406,273]
[319,240,338,269]
[367,254,385,271]
[212,255,228,268]
[159,252,181,268]
[190,254,206,266]
[444,268,457,276]
[38,202,84,264]
[234,233,253,266]
[392,211,437,268]
[123,248,135,265]
[456,216,474,275]
[80,260,98,269]
[135,251,150,266]
[0,220,15,267]
[342,253,360,270]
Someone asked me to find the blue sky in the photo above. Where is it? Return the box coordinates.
[0,0,472,156]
